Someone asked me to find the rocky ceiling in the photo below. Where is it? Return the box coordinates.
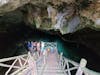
[0,0,100,34]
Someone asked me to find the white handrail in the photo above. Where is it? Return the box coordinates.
[5,59,18,75]
[0,54,28,75]
[18,52,46,75]
[0,51,96,75]
[59,52,87,75]
[10,65,28,75]
[0,63,20,68]
[83,67,100,75]
[0,54,27,63]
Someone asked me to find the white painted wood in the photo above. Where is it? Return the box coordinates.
[0,54,27,62]
[5,59,18,75]
[66,61,71,75]
[75,59,87,75]
[18,58,23,67]
[0,63,19,69]
[10,65,28,75]
[0,51,90,75]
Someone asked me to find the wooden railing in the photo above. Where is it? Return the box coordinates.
[0,54,28,75]
[0,51,99,75]
[0,51,48,75]
[11,52,45,75]
[59,52,87,75]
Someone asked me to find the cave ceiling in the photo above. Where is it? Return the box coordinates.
[0,0,100,62]
[0,0,100,34]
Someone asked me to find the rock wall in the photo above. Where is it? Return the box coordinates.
[80,0,100,27]
[0,0,29,14]
[0,0,100,34]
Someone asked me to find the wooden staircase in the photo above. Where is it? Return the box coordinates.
[0,51,93,75]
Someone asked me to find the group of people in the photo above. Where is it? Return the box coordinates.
[25,41,58,67]
[27,41,41,56]
[26,41,55,57]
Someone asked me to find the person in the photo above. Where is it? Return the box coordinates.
[27,41,32,52]
[27,41,31,48]
[32,41,37,51]
[27,41,36,56]
[31,41,38,58]
[36,42,41,56]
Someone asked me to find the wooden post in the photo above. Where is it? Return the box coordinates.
[43,50,47,65]
[60,52,63,68]
[76,58,87,75]
[28,52,37,75]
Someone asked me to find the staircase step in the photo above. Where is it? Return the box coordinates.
[42,72,65,75]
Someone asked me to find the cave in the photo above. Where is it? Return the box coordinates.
[0,0,100,74]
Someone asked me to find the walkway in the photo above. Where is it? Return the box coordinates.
[0,50,90,75]
[41,51,64,75]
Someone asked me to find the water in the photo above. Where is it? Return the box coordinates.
[0,24,100,72]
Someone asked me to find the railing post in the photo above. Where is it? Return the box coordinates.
[76,58,87,75]
[43,50,48,65]
[59,52,63,68]
[28,52,37,75]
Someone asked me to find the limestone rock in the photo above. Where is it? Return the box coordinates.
[0,0,100,34]
[80,0,100,27]
[0,0,29,14]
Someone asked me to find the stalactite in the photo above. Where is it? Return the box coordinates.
[54,12,67,29]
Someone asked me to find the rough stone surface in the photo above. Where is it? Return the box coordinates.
[80,0,100,27]
[0,0,100,34]
[0,0,29,14]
